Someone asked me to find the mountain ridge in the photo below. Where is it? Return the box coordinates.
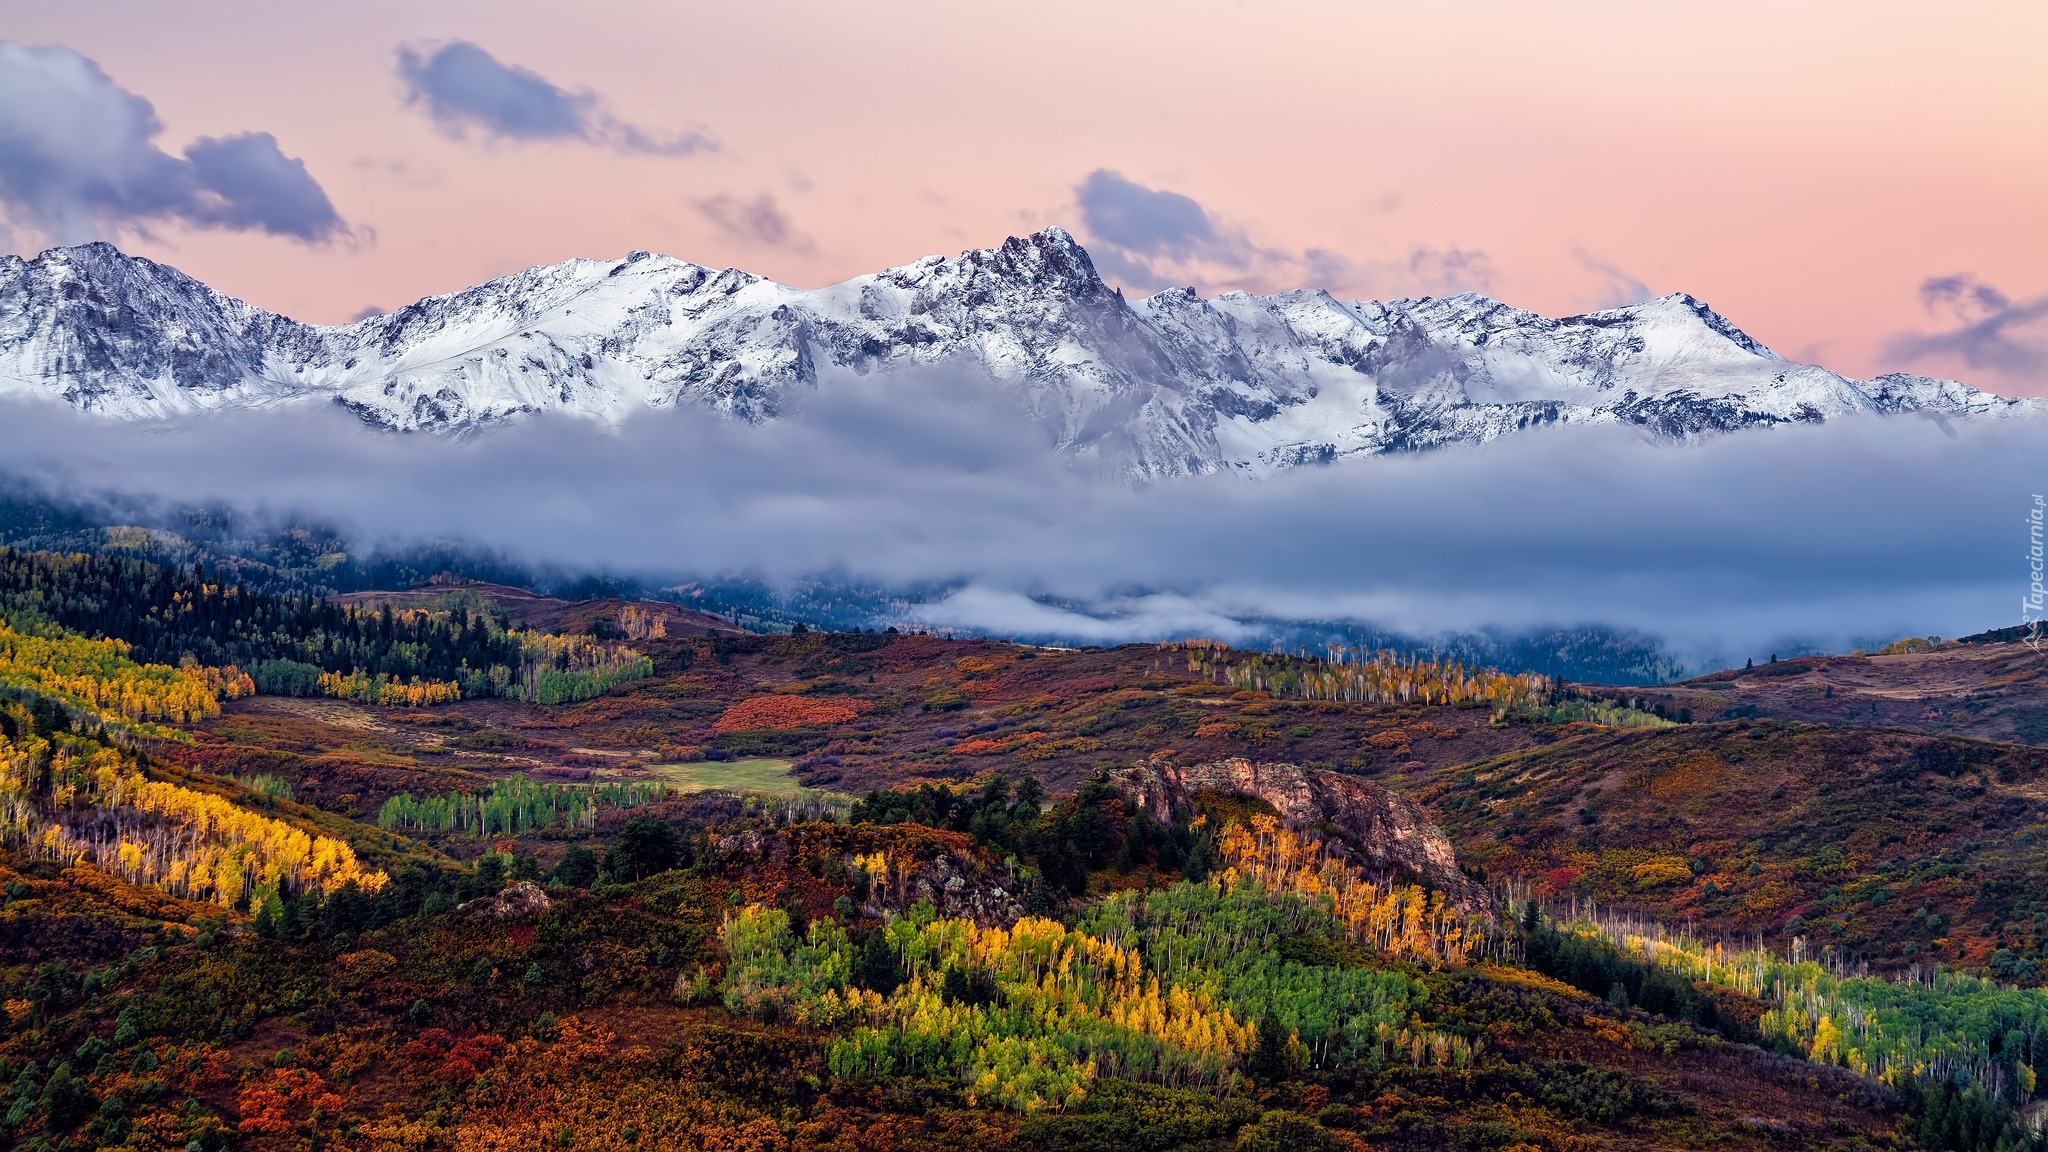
[0,230,2035,479]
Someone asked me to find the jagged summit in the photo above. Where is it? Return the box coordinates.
[0,231,2034,478]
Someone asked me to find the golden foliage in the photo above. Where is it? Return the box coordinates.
[319,670,463,706]
[953,731,1049,755]
[0,730,386,904]
[1473,963,1593,1001]
[1214,814,1474,967]
[0,616,249,725]
[617,603,669,640]
[1627,857,1695,888]
[1165,641,1549,713]
[724,905,1257,1111]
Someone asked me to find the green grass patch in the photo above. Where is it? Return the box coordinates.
[645,758,803,795]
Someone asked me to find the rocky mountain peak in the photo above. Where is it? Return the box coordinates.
[1634,291,1780,359]
[0,234,2035,478]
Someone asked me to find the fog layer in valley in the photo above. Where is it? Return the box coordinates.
[1,370,2039,670]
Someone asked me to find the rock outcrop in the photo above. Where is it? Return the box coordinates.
[1114,756,1491,914]
[860,850,1025,927]
[458,880,553,920]
[713,824,1025,927]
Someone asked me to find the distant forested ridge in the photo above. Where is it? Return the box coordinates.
[0,547,518,677]
[0,548,650,704]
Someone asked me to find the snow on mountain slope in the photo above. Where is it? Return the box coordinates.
[0,231,2033,479]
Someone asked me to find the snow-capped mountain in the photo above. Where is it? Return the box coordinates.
[0,230,2032,479]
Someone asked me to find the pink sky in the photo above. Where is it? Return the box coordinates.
[7,0,2046,394]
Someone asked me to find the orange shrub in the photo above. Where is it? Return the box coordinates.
[712,695,867,733]
[952,732,1049,756]
[235,1067,345,1138]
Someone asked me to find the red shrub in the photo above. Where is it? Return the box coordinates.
[712,696,867,733]
[405,1027,509,1084]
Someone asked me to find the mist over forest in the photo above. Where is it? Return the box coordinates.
[3,382,2039,678]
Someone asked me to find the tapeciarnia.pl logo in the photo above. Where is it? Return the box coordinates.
[2026,494,2045,654]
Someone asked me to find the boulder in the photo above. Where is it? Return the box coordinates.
[459,880,553,920]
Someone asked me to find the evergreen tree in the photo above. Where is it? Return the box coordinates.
[1245,1015,1293,1085]
[39,1062,94,1128]
[603,816,683,882]
[853,930,901,995]
[552,845,600,889]
[252,895,281,938]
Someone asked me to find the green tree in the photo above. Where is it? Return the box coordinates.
[1236,1111,1342,1152]
[854,929,902,995]
[552,844,600,888]
[112,1006,141,1048]
[603,816,683,882]
[1245,1016,1293,1085]
[40,1062,94,1128]
[252,894,282,938]
[471,854,507,897]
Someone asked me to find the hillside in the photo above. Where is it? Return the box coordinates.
[0,841,1919,1152]
[175,632,1553,831]
[1625,644,2048,747]
[1,556,2045,1149]
[1399,721,2048,977]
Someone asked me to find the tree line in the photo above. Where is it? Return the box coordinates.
[0,548,652,706]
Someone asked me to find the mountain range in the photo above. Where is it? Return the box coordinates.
[0,229,2034,479]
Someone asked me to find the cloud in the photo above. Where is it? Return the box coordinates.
[1400,248,1495,296]
[696,193,812,252]
[1301,245,1495,299]
[1574,248,1654,310]
[1072,169,1490,301]
[397,41,714,156]
[1887,273,2048,383]
[0,368,2039,672]
[180,133,345,239]
[1077,170,1235,263]
[1074,169,1263,291]
[1921,273,2011,317]
[0,42,345,247]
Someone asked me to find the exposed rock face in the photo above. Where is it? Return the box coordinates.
[861,850,1025,927]
[459,880,553,920]
[1115,756,1491,914]
[713,824,1025,926]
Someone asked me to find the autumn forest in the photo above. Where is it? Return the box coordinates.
[1,541,2045,1152]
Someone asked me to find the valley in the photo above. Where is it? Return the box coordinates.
[0,553,2043,1150]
